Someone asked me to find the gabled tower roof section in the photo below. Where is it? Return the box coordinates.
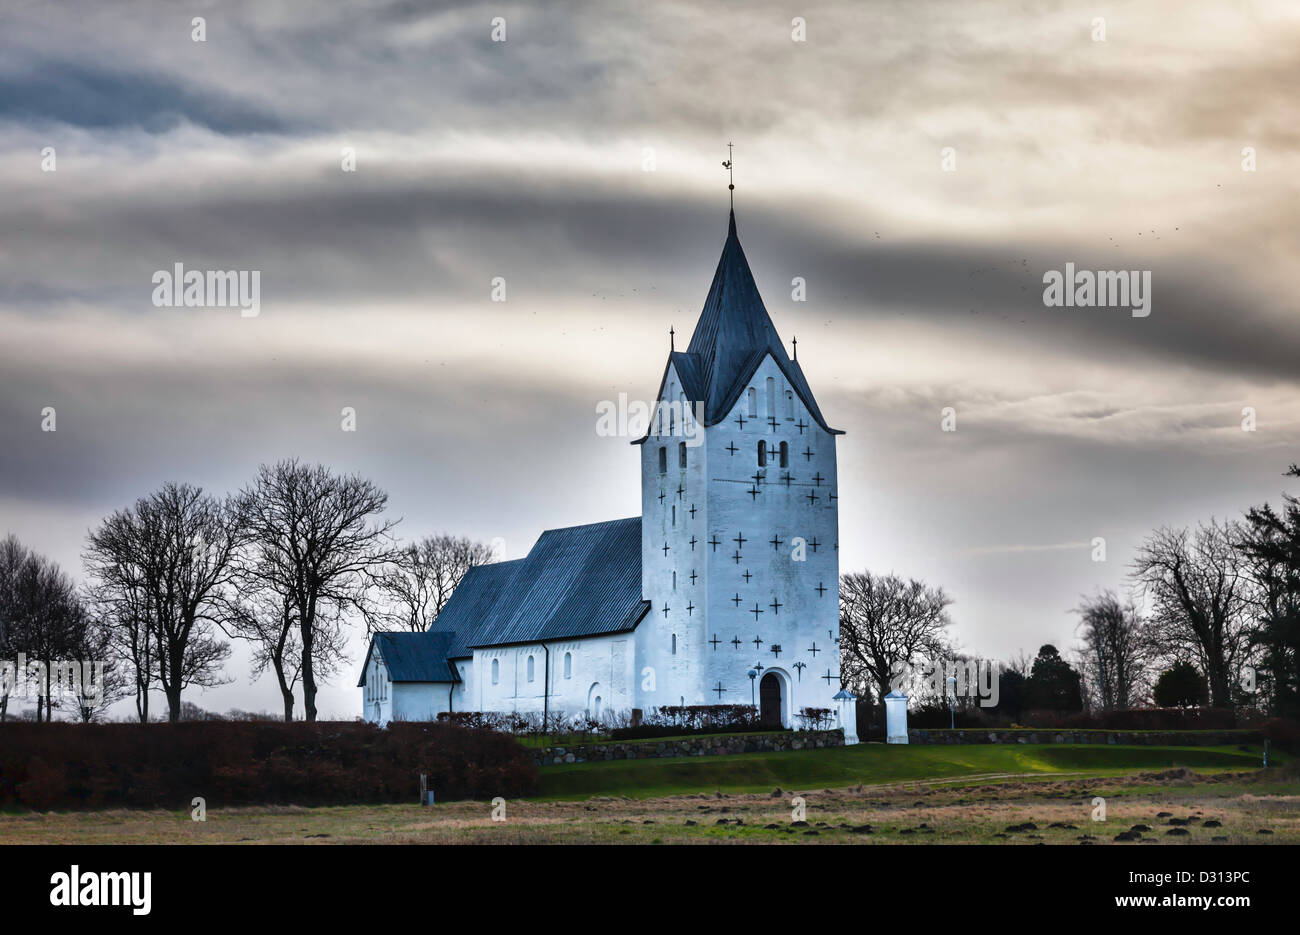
[653,210,841,436]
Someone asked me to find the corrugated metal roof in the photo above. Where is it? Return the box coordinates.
[357,630,460,685]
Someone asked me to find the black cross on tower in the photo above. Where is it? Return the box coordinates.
[686,601,695,616]
[747,485,760,500]
[752,634,764,647]
[689,504,698,519]
[732,593,742,606]
[815,582,827,597]
[806,491,819,505]
[726,442,738,456]
[733,531,747,549]
[803,446,814,461]
[795,419,808,434]
[730,635,742,649]
[732,550,742,565]
[662,541,670,556]
[812,472,823,486]
[662,604,670,618]
[770,644,782,658]
[769,597,783,615]
[750,603,764,620]
[809,537,819,553]
[808,642,820,657]
[676,484,685,500]
[689,536,697,551]
[734,414,747,429]
[658,492,665,504]
[708,535,721,552]
[822,669,838,685]
[742,569,752,583]
[767,416,779,431]
[709,634,721,650]
[770,534,783,550]
[689,569,698,585]
[713,682,728,699]
[752,661,765,674]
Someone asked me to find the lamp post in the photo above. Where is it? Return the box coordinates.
[946,675,957,729]
[747,669,758,706]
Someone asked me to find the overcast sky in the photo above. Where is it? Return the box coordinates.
[1,0,1297,718]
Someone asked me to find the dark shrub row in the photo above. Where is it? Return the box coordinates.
[609,704,770,740]
[0,720,536,810]
[906,704,1249,731]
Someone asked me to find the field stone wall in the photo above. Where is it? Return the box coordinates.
[535,729,844,766]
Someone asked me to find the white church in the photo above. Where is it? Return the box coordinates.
[360,207,856,740]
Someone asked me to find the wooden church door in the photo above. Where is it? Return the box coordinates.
[759,672,782,727]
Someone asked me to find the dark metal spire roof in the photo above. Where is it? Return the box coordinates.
[639,210,840,439]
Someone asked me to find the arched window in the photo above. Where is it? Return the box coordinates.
[785,388,794,420]
[526,655,535,682]
[779,441,789,468]
[757,440,767,467]
[671,505,676,526]
[658,446,667,474]
[671,634,677,655]
[766,377,776,418]
[679,441,687,469]
[747,386,757,417]
[564,652,572,679]
[491,658,499,685]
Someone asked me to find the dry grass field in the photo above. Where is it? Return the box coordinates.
[2,765,1295,845]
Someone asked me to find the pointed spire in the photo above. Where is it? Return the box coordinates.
[669,325,675,351]
[792,334,798,361]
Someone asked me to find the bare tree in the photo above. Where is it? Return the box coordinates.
[839,571,952,725]
[1074,589,1151,710]
[84,483,240,721]
[86,567,157,723]
[70,611,131,722]
[236,459,398,721]
[379,534,496,632]
[1131,521,1253,708]
[0,535,92,721]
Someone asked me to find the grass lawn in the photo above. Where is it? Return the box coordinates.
[536,742,1275,799]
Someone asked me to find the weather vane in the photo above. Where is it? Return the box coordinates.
[722,142,734,207]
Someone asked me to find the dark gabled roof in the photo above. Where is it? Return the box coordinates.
[357,518,648,687]
[635,211,840,442]
[462,517,648,650]
[356,630,460,685]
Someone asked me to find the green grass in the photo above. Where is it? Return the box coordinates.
[535,743,1275,800]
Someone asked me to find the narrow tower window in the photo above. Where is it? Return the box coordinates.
[785,388,794,420]
[491,658,499,685]
[671,634,677,655]
[658,446,667,474]
[766,377,775,418]
[679,441,687,469]
[757,440,767,467]
[564,652,572,679]
[779,441,789,468]
[747,386,757,417]
[527,655,535,682]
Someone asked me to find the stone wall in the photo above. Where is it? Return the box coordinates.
[534,729,844,766]
[907,728,1262,746]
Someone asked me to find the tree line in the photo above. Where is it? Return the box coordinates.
[0,459,494,723]
[840,463,1300,724]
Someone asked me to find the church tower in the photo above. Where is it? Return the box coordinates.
[634,209,845,729]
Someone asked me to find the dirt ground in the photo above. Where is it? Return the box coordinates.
[1,767,1295,844]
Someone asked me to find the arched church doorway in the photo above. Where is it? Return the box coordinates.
[760,672,783,727]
